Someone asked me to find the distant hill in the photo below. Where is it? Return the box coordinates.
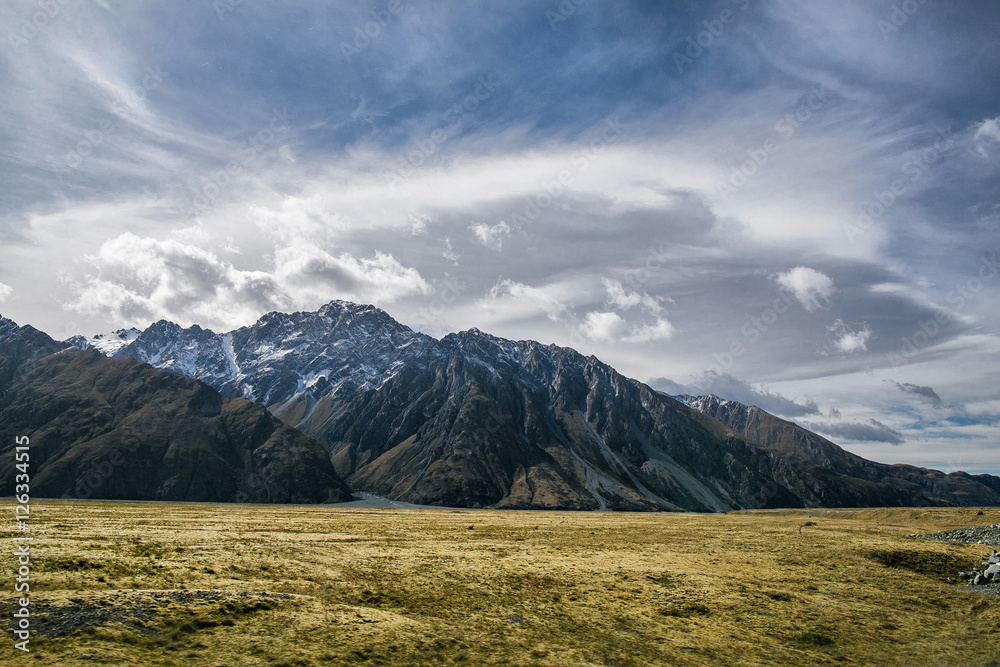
[677,394,1000,506]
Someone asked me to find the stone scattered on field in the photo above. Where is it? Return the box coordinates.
[955,550,1000,588]
[909,523,1000,547]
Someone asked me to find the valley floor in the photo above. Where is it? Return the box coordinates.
[2,502,999,666]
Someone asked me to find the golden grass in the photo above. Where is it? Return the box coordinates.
[2,502,999,666]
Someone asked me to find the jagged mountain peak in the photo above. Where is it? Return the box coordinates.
[0,315,62,350]
[681,393,748,411]
[252,300,418,339]
[76,301,435,411]
[148,319,215,334]
[444,327,524,356]
[0,316,70,387]
[66,327,142,355]
[317,299,386,317]
[443,327,585,363]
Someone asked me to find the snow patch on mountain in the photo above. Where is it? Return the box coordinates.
[66,328,141,355]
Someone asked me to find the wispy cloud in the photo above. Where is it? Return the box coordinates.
[650,372,820,417]
[603,278,664,314]
[477,278,567,323]
[469,221,511,251]
[800,418,905,445]
[889,381,943,408]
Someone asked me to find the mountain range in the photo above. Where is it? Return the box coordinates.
[0,317,352,503]
[5,299,989,511]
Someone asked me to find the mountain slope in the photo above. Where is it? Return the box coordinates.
[678,394,1000,507]
[0,318,352,503]
[322,329,807,511]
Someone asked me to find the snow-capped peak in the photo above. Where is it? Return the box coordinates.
[66,328,142,356]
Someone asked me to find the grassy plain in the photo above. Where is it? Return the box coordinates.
[1,502,999,666]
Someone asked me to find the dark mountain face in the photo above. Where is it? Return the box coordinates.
[320,330,813,511]
[678,395,1000,508]
[69,301,1000,511]
[0,319,352,503]
[0,316,69,387]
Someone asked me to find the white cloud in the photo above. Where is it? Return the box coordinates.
[623,318,675,343]
[442,237,459,264]
[250,196,348,242]
[271,244,430,308]
[66,231,429,330]
[603,278,664,314]
[0,282,12,303]
[974,117,1000,156]
[578,310,674,344]
[469,221,510,251]
[579,311,626,342]
[408,212,429,236]
[478,278,567,322]
[773,266,835,311]
[836,330,870,353]
[828,319,872,353]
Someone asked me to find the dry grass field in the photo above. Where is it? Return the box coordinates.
[2,501,999,666]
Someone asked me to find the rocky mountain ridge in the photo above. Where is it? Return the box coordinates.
[65,301,1000,511]
[676,393,1000,507]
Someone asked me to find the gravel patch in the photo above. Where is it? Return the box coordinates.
[1,590,293,638]
[954,584,999,597]
[908,523,1000,547]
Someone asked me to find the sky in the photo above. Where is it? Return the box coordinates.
[1,0,999,473]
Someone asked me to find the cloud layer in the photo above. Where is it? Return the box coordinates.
[69,226,429,330]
